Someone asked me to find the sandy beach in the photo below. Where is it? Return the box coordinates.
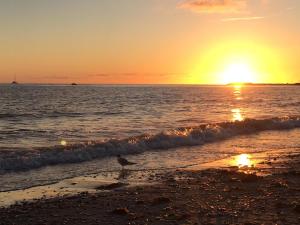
[1,152,299,225]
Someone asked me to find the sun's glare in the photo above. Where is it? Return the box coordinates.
[220,62,257,85]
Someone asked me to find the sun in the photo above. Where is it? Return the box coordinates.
[219,62,258,84]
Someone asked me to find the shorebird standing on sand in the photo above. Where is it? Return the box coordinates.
[117,155,136,169]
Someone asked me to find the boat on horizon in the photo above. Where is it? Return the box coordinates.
[11,75,18,85]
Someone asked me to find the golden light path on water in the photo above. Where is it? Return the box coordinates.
[233,85,243,100]
[231,108,244,121]
[231,85,244,121]
[230,86,254,169]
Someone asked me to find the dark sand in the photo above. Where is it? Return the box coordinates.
[1,154,300,225]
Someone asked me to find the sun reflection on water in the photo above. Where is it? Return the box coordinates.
[233,85,243,100]
[231,108,244,121]
[234,154,253,168]
[231,85,244,121]
[60,140,67,146]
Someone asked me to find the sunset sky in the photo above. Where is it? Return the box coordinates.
[1,0,299,84]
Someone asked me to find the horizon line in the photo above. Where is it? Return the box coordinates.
[1,82,300,86]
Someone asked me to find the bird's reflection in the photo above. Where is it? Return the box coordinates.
[118,169,131,180]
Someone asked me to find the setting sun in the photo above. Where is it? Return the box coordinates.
[219,62,257,84]
[186,37,289,85]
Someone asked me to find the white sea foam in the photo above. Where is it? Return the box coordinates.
[1,116,300,173]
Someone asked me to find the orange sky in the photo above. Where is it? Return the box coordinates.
[0,0,299,84]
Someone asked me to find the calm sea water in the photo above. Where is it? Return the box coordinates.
[0,84,300,192]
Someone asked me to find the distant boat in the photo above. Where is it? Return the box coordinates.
[11,75,18,85]
[71,83,78,86]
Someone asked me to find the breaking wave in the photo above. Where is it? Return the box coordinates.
[1,116,300,173]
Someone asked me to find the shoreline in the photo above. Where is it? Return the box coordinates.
[1,152,299,224]
[0,148,294,207]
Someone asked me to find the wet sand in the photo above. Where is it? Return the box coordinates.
[1,153,300,225]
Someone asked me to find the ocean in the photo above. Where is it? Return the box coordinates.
[0,84,300,193]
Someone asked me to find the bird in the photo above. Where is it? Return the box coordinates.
[117,155,136,169]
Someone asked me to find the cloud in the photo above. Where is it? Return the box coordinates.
[221,16,264,22]
[178,0,247,14]
[220,4,296,22]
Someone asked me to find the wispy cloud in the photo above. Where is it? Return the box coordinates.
[221,16,264,22]
[178,0,247,14]
[221,4,297,22]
